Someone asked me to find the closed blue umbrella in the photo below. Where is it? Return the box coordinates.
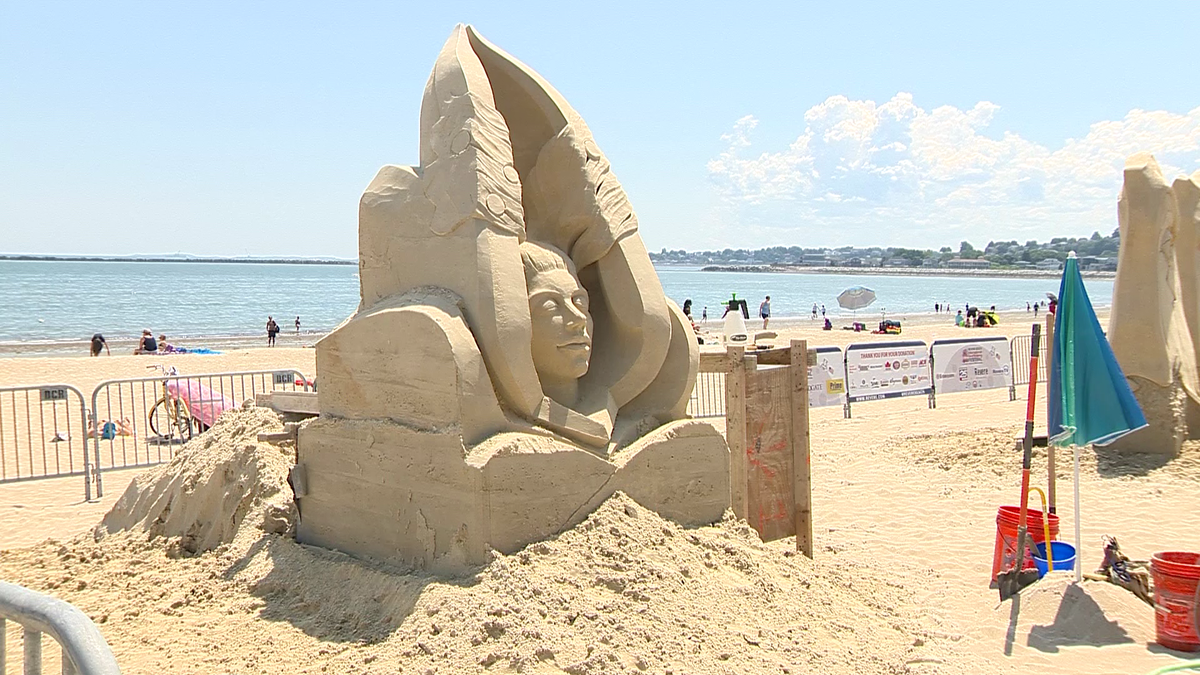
[1048,252,1146,581]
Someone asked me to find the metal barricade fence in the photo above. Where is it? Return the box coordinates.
[0,580,123,675]
[687,370,726,419]
[89,369,308,498]
[0,384,91,495]
[1010,334,1048,387]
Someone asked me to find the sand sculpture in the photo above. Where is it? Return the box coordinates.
[295,25,729,572]
[1107,154,1200,455]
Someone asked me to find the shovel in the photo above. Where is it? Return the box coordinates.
[998,324,1042,601]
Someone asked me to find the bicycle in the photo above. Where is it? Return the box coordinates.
[146,364,200,441]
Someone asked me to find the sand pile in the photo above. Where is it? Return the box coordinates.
[94,407,296,555]
[0,407,973,674]
[993,574,1158,652]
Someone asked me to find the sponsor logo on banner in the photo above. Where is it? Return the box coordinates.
[845,341,932,403]
[930,337,1012,394]
[807,347,846,408]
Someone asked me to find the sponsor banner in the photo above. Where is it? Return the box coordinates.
[845,341,932,403]
[808,346,846,408]
[931,336,1012,394]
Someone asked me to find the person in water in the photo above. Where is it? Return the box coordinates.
[90,333,109,356]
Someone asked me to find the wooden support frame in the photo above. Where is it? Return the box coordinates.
[725,345,749,519]
[1044,312,1056,514]
[719,341,813,557]
[790,339,813,556]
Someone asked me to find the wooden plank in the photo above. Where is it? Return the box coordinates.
[699,351,733,373]
[752,346,792,366]
[255,390,319,415]
[1044,312,1056,514]
[725,346,748,519]
[791,339,813,557]
[743,362,793,542]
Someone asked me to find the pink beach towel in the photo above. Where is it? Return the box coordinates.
[166,380,238,428]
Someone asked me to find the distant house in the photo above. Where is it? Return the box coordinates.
[801,254,831,266]
[1035,259,1063,271]
[1079,256,1117,272]
[884,258,911,268]
[946,258,992,270]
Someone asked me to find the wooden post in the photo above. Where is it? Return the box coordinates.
[1044,312,1056,514]
[725,345,748,519]
[790,339,813,557]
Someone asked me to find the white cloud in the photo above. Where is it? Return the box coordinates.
[706,94,1200,247]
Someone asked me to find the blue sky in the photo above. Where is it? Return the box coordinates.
[2,1,1199,257]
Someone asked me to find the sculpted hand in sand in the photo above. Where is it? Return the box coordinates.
[296,24,728,572]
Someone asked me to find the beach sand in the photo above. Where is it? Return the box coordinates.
[4,314,1200,673]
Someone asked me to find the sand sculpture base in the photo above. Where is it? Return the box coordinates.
[1103,376,1185,456]
[294,292,728,574]
[295,417,729,573]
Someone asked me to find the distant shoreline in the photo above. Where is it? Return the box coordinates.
[693,264,1115,280]
[3,256,1114,279]
[0,255,356,266]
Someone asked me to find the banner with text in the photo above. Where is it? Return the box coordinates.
[809,346,846,408]
[931,336,1012,395]
[845,341,932,403]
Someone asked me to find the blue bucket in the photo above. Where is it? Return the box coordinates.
[1033,541,1077,578]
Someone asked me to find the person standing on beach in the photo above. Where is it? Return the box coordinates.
[1033,303,1039,317]
[812,303,818,320]
[759,296,771,329]
[295,316,301,333]
[89,333,109,356]
[266,316,279,347]
[820,304,826,318]
[701,307,707,323]
[935,303,940,313]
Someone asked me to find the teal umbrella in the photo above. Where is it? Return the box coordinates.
[1048,252,1146,580]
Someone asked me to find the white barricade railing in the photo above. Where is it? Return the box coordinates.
[930,336,1015,403]
[807,346,846,409]
[89,369,309,498]
[0,385,93,497]
[690,347,846,418]
[842,341,933,418]
[687,371,726,418]
[1011,333,1047,386]
[0,580,122,675]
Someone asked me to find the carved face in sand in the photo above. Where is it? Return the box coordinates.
[522,242,592,405]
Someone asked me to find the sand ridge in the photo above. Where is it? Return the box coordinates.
[0,408,978,674]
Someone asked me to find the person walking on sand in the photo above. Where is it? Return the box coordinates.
[89,333,109,356]
[759,296,771,329]
[935,302,940,313]
[295,316,301,334]
[266,316,279,347]
[820,304,826,318]
[701,306,707,324]
[812,303,818,320]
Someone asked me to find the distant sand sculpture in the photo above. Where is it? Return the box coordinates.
[295,25,728,572]
[1107,154,1200,456]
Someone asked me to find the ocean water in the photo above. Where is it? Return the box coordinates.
[0,260,1112,350]
[655,267,1112,320]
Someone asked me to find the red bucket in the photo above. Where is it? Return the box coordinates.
[990,506,1060,582]
[1150,551,1200,652]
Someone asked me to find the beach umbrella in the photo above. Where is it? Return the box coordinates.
[837,286,877,312]
[1048,252,1146,582]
